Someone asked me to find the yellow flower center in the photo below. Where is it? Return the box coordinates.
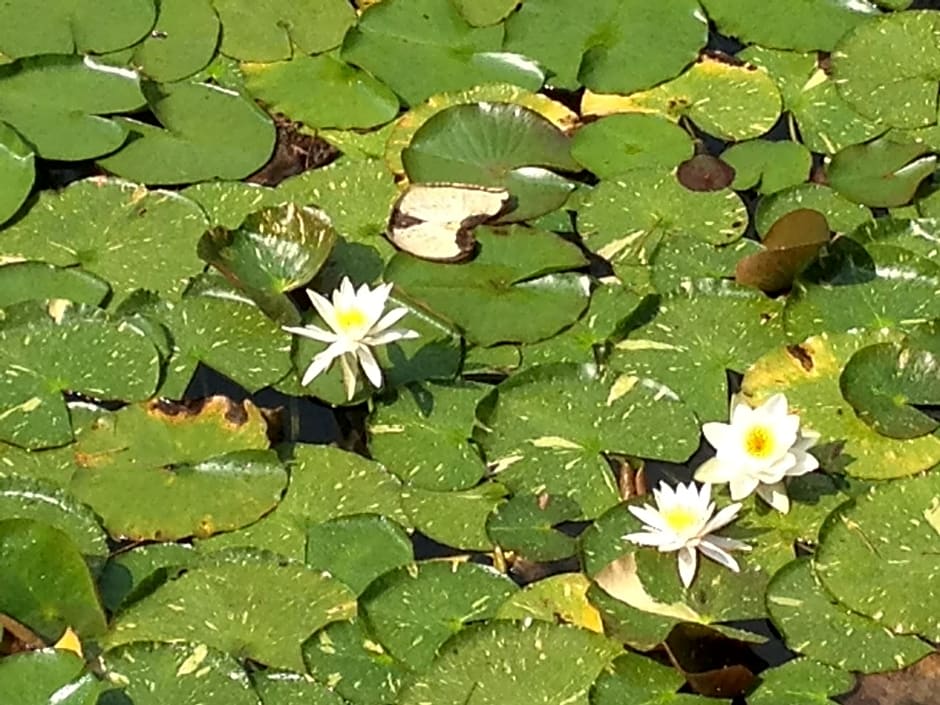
[335,307,368,332]
[662,506,700,534]
[744,425,775,459]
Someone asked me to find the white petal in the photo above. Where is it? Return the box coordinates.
[677,546,697,588]
[300,343,344,386]
[792,429,821,452]
[364,327,420,346]
[282,323,338,344]
[356,345,383,388]
[729,475,760,501]
[702,421,732,451]
[730,396,755,426]
[698,540,741,573]
[705,534,751,553]
[307,288,341,332]
[759,393,789,418]
[756,481,790,513]
[754,453,797,484]
[339,352,358,400]
[623,531,670,547]
[371,306,409,333]
[787,449,819,477]
[694,457,737,484]
[702,502,742,534]
[628,504,671,533]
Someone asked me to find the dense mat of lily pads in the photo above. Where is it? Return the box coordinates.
[0,0,938,703]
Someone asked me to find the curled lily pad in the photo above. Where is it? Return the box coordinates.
[342,0,543,106]
[131,0,220,82]
[722,140,812,195]
[105,548,358,672]
[0,122,33,225]
[402,102,579,221]
[755,183,872,237]
[0,262,109,308]
[0,650,104,705]
[571,114,694,178]
[827,137,936,207]
[735,209,831,292]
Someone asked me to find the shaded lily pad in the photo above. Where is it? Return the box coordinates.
[98,542,197,612]
[0,122,33,225]
[361,560,518,670]
[814,472,940,642]
[722,140,811,195]
[131,0,220,82]
[590,651,696,705]
[571,114,694,179]
[402,482,507,550]
[0,650,104,705]
[486,492,580,562]
[766,558,934,672]
[0,262,109,308]
[742,330,940,479]
[105,548,358,672]
[827,137,936,207]
[747,658,854,705]
[755,184,872,237]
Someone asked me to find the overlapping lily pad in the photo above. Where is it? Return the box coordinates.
[0,650,105,705]
[0,123,33,225]
[130,0,219,82]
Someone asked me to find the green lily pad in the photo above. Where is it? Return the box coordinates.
[0,302,160,449]
[0,178,208,303]
[183,181,277,229]
[396,620,620,705]
[0,122,33,225]
[214,0,356,61]
[609,279,785,422]
[452,0,518,26]
[746,658,854,705]
[98,80,275,184]
[585,55,781,141]
[721,140,811,195]
[755,184,872,237]
[832,10,940,129]
[402,482,507,550]
[570,114,694,179]
[386,226,589,346]
[849,216,940,259]
[306,514,413,595]
[590,651,693,705]
[342,0,543,106]
[827,137,936,207]
[361,560,518,670]
[503,0,706,92]
[814,472,940,642]
[496,573,604,632]
[0,262,109,308]
[0,0,155,58]
[486,492,580,562]
[198,203,336,324]
[402,102,579,221]
[0,55,144,160]
[251,670,348,705]
[766,558,934,673]
[0,474,107,562]
[0,650,104,705]
[368,382,488,491]
[0,518,106,640]
[131,0,220,82]
[243,54,400,130]
[102,642,258,705]
[105,548,358,672]
[99,542,197,612]
[646,236,761,295]
[699,0,878,51]
[742,329,940,479]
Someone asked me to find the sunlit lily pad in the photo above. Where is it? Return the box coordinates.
[402,482,507,550]
[722,140,811,195]
[452,0,518,26]
[252,670,348,705]
[130,0,219,82]
[486,492,580,562]
[0,650,105,705]
[755,184,872,237]
[746,658,854,705]
[0,262,109,309]
[742,330,940,479]
[105,548,358,672]
[571,114,694,179]
[814,472,940,642]
[590,651,692,705]
[0,122,33,225]
[766,558,933,672]
[496,572,603,632]
[99,542,196,612]
[827,137,936,207]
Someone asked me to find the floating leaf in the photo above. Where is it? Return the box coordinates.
[0,262,109,309]
[486,492,580,562]
[0,518,106,640]
[849,216,940,259]
[0,55,144,160]
[590,651,690,705]
[243,54,400,130]
[496,573,604,633]
[452,0,518,26]
[742,330,940,479]
[105,549,357,672]
[342,0,543,106]
[0,0,155,58]
[0,122,33,225]
[251,670,348,705]
[503,0,706,92]
[735,209,830,292]
[213,0,356,61]
[583,55,782,141]
[755,183,872,237]
[645,236,760,295]
[98,80,275,184]
[99,543,196,612]
[814,473,940,642]
[403,102,578,221]
[131,0,220,82]
[766,558,933,673]
[676,154,736,192]
[402,482,507,550]
[722,140,811,194]
[102,642,257,705]
[571,114,694,179]
[746,658,854,705]
[386,226,589,346]
[827,137,936,207]
[361,561,518,670]
[0,650,104,705]
[832,10,940,129]
[0,178,208,303]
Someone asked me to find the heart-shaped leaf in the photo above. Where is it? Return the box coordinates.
[827,137,936,207]
[130,0,220,82]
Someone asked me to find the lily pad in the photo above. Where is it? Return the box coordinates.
[251,670,348,705]
[0,518,106,640]
[396,620,621,705]
[814,473,940,642]
[361,560,518,670]
[496,573,604,633]
[0,262,109,309]
[766,558,934,672]
[571,114,694,179]
[741,329,940,479]
[590,651,696,705]
[0,55,144,160]
[402,482,507,550]
[735,209,831,293]
[486,492,580,562]
[0,178,208,303]
[746,658,855,705]
[242,54,400,130]
[214,0,356,62]
[832,10,940,129]
[755,184,872,237]
[0,0,155,58]
[102,642,258,705]
[98,542,197,612]
[368,382,488,491]
[503,0,706,93]
[0,122,33,225]
[342,0,543,106]
[98,80,276,184]
[827,137,936,207]
[105,548,358,672]
[452,0,518,26]
[402,102,579,221]
[0,650,104,705]
[386,225,589,346]
[131,0,220,82]
[722,140,811,195]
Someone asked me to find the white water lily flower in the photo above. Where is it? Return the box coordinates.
[623,481,749,588]
[283,277,419,400]
[695,393,820,514]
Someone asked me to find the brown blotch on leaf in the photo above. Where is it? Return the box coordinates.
[677,154,736,192]
[247,115,339,186]
[786,344,815,372]
[841,652,940,705]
